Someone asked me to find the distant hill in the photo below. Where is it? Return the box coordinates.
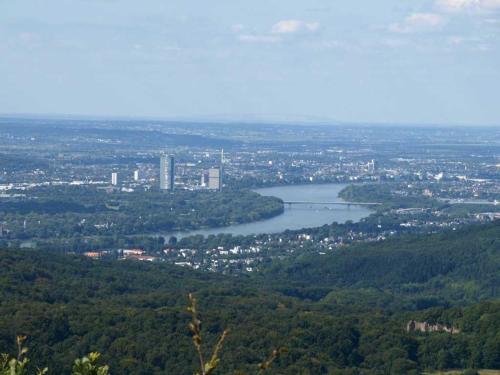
[0,118,237,148]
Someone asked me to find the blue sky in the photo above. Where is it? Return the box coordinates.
[1,0,499,125]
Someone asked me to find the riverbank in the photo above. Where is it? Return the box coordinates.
[162,183,372,239]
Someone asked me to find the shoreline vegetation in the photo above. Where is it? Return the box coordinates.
[0,186,284,241]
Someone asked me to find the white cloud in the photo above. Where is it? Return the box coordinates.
[389,13,447,33]
[483,17,500,23]
[448,35,465,45]
[381,38,410,48]
[238,34,281,43]
[271,20,320,34]
[438,0,477,11]
[236,20,320,44]
[437,0,500,12]
[315,40,343,49]
[18,32,39,43]
[231,24,245,33]
[445,35,492,51]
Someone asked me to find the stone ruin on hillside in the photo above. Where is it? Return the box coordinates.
[406,320,460,334]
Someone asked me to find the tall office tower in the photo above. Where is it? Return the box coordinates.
[200,172,209,187]
[133,170,140,181]
[111,172,119,186]
[368,159,377,173]
[160,155,175,191]
[208,167,222,191]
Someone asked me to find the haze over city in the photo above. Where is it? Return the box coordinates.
[1,0,500,125]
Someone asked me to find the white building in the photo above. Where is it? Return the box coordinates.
[160,155,175,190]
[208,167,222,191]
[111,172,119,186]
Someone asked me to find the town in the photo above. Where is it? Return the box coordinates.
[1,118,498,274]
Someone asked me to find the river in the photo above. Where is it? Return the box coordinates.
[164,183,372,239]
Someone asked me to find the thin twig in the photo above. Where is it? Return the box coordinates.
[188,293,207,375]
[258,348,282,375]
[188,293,230,375]
[16,335,27,361]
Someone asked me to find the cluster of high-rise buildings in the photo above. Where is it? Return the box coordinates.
[160,154,223,191]
[200,167,222,191]
[111,154,223,192]
[111,169,141,186]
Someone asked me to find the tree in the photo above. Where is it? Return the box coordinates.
[72,353,109,375]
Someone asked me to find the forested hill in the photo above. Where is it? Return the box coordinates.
[0,187,284,242]
[1,222,500,374]
[0,252,277,374]
[262,221,500,309]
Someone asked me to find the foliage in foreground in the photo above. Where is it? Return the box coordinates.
[0,336,46,375]
[1,295,280,375]
[186,293,281,375]
[0,336,108,375]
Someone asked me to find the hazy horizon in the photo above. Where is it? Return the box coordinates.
[1,0,500,126]
[1,112,500,129]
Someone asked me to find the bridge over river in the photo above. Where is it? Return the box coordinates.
[283,201,381,207]
[162,184,375,239]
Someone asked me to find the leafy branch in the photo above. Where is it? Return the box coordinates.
[1,336,107,375]
[0,336,47,375]
[188,293,230,375]
[187,293,283,375]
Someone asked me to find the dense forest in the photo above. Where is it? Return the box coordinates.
[1,221,499,374]
[0,187,283,241]
[262,222,500,309]
[338,184,441,210]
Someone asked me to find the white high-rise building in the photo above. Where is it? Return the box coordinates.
[160,155,175,190]
[201,172,209,187]
[111,172,119,186]
[368,159,377,173]
[208,167,222,191]
[133,170,140,181]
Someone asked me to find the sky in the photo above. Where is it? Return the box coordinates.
[1,0,499,126]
